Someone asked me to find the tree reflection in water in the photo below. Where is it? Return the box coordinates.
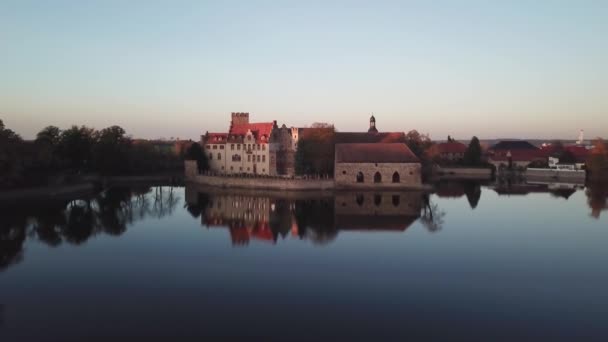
[586,182,608,218]
[0,186,180,272]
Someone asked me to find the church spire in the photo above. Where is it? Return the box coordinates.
[368,114,378,133]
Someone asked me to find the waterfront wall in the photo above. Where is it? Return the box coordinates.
[526,168,586,182]
[187,174,335,191]
[435,167,493,180]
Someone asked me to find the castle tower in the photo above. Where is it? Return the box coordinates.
[368,114,378,133]
[231,112,250,126]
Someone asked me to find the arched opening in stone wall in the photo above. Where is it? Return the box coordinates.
[392,172,400,183]
[356,194,364,206]
[374,172,382,183]
[374,194,382,206]
[356,172,364,183]
[392,195,400,207]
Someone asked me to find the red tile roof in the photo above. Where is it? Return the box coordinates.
[229,122,274,144]
[436,142,467,154]
[335,132,406,144]
[335,143,419,163]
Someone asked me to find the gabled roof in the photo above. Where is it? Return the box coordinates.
[491,140,538,150]
[335,132,406,144]
[335,143,419,163]
[229,122,274,144]
[436,142,467,154]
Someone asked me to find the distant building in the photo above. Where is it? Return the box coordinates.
[487,140,544,169]
[334,143,421,188]
[434,141,467,162]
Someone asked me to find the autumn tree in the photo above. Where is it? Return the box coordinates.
[295,126,336,175]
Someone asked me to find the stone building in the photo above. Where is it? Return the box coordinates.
[202,112,304,176]
[202,113,275,175]
[334,143,421,188]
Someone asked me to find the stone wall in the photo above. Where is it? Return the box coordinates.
[436,167,493,180]
[526,168,586,182]
[187,174,335,191]
[334,162,422,189]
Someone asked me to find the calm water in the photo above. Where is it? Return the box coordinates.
[1,181,607,341]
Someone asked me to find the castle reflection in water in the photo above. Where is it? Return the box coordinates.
[185,186,425,246]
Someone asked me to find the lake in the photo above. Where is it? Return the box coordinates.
[1,181,607,341]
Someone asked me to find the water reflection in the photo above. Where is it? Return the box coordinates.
[0,186,180,271]
[186,187,427,246]
[1,181,607,272]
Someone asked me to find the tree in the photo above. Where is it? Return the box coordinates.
[57,125,96,170]
[587,139,608,180]
[35,126,62,145]
[463,136,482,166]
[185,143,208,172]
[405,130,433,160]
[295,127,335,175]
[92,126,131,175]
[0,119,22,143]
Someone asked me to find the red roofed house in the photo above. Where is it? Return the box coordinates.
[487,140,545,169]
[434,141,467,162]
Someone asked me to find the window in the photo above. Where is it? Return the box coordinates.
[220,145,224,150]
[392,172,400,183]
[262,155,265,162]
[231,144,234,150]
[257,144,261,150]
[209,153,213,160]
[248,155,251,162]
[247,167,250,171]
[248,144,251,150]
[257,155,261,162]
[217,153,221,160]
[237,144,241,150]
[212,145,217,150]
[374,194,382,206]
[374,172,382,183]
[239,167,243,171]
[230,166,233,171]
[232,155,241,162]
[221,166,224,170]
[263,169,265,172]
[356,172,364,183]
[342,170,346,175]
[262,144,266,151]
[356,194,364,206]
[205,145,210,149]
[392,195,400,207]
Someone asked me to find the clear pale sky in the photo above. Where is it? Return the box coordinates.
[1,0,607,140]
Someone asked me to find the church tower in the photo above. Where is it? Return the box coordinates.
[368,114,378,133]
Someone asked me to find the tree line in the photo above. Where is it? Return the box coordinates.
[1,119,190,189]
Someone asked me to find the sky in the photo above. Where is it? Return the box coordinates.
[1,0,607,141]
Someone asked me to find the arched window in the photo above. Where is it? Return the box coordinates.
[356,194,364,206]
[392,172,400,183]
[374,194,382,206]
[356,172,364,183]
[392,195,400,207]
[374,172,382,183]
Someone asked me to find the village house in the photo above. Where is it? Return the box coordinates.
[433,141,467,162]
[487,140,544,169]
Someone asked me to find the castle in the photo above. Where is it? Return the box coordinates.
[200,113,422,188]
[201,112,302,176]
